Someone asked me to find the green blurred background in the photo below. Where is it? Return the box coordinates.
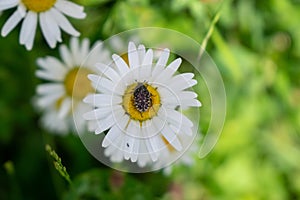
[1,0,300,199]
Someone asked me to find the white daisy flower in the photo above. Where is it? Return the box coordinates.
[0,0,86,50]
[34,37,110,134]
[83,41,201,167]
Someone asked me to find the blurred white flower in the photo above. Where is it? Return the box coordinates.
[83,41,201,167]
[0,0,86,50]
[34,37,110,134]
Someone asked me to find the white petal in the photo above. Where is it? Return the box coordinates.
[142,49,153,66]
[95,63,121,82]
[179,91,198,100]
[114,113,130,133]
[154,58,182,83]
[122,121,138,138]
[112,54,129,76]
[83,106,112,120]
[88,75,117,94]
[144,138,158,162]
[169,124,193,136]
[87,120,98,132]
[123,135,135,160]
[156,86,174,101]
[167,57,182,72]
[59,44,74,67]
[41,111,69,134]
[0,0,18,10]
[143,120,157,137]
[143,121,159,161]
[111,148,124,163]
[37,83,64,95]
[83,94,121,107]
[152,48,170,78]
[36,57,67,81]
[36,92,64,108]
[1,9,23,37]
[102,125,121,148]
[161,126,182,151]
[164,98,201,108]
[79,38,90,61]
[130,139,140,162]
[164,108,193,127]
[55,0,86,19]
[17,4,26,16]
[39,56,67,73]
[172,72,194,82]
[104,144,116,158]
[163,91,198,103]
[95,114,115,134]
[149,134,164,153]
[45,11,62,43]
[19,12,33,44]
[88,41,110,66]
[0,0,17,5]
[152,117,182,151]
[24,26,37,50]
[39,12,57,48]
[128,42,139,69]
[180,99,202,107]
[70,37,80,64]
[20,11,37,50]
[50,8,80,36]
[58,97,71,118]
[106,134,124,162]
[168,73,196,91]
[139,49,153,81]
[137,44,146,64]
[73,102,90,133]
[35,70,63,81]
[137,140,150,167]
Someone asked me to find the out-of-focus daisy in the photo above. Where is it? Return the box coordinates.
[0,0,86,50]
[34,37,110,134]
[83,41,201,167]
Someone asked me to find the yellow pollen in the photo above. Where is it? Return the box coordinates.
[64,67,93,100]
[123,83,160,122]
[121,53,129,66]
[22,0,56,12]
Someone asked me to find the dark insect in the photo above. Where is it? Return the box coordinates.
[133,83,152,112]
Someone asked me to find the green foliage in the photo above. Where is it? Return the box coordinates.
[63,169,170,199]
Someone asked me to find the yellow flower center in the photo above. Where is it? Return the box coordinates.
[64,67,94,100]
[22,0,56,12]
[123,83,160,122]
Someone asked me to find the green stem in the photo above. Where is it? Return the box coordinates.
[198,1,223,61]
